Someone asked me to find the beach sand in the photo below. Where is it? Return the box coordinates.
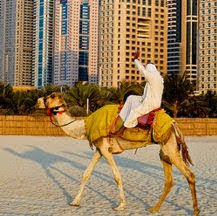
[0,136,217,216]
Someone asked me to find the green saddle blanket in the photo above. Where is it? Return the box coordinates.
[85,104,173,144]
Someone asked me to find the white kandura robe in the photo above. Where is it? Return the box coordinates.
[119,59,164,128]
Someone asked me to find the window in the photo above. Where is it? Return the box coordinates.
[142,7,146,16]
[160,0,164,7]
[148,8,151,17]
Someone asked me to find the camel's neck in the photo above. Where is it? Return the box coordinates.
[53,112,86,139]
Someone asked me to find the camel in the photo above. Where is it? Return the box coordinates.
[37,92,199,216]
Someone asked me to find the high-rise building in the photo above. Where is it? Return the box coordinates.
[79,1,90,81]
[0,0,34,86]
[33,0,54,88]
[53,0,99,86]
[99,0,168,88]
[167,0,198,86]
[198,1,217,94]
[167,0,182,75]
[181,0,198,86]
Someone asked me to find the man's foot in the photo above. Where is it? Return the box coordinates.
[110,115,123,134]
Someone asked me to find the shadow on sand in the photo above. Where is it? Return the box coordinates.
[5,145,211,214]
[4,146,115,206]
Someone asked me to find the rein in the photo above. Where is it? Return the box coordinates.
[50,118,76,128]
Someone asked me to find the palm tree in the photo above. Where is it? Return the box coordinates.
[178,95,210,118]
[64,82,106,116]
[0,83,14,114]
[107,81,144,104]
[203,91,217,117]
[162,73,195,117]
[38,85,61,98]
[8,90,38,115]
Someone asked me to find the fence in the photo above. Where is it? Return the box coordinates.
[0,115,217,136]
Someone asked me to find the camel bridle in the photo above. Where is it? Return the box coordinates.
[43,96,76,128]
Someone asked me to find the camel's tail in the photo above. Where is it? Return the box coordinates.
[172,121,193,166]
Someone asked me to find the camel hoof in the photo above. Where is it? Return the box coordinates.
[194,209,200,216]
[69,200,80,207]
[113,203,125,211]
[148,207,160,213]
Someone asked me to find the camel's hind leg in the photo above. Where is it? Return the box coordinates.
[70,149,101,206]
[160,133,199,216]
[99,138,126,211]
[171,154,199,216]
[148,160,173,213]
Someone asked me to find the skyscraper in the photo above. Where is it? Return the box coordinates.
[99,0,168,88]
[167,0,198,86]
[79,1,90,81]
[53,0,99,86]
[0,0,34,86]
[198,0,217,94]
[33,0,54,88]
[182,0,198,86]
[167,0,182,75]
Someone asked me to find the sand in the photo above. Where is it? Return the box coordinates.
[0,135,217,216]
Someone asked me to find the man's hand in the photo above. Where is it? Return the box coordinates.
[133,50,140,60]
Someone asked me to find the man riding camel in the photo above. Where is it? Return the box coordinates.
[110,50,164,133]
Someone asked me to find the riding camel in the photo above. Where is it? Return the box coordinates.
[37,93,199,216]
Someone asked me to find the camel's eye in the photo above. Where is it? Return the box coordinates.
[50,94,55,99]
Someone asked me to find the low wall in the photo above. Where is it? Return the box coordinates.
[0,116,66,136]
[174,118,217,136]
[0,115,217,136]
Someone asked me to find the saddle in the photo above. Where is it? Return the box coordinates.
[113,107,163,143]
[85,104,173,144]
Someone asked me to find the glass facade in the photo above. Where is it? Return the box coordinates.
[36,0,54,88]
[176,0,182,42]
[186,22,191,65]
[61,1,68,81]
[186,0,197,65]
[167,0,182,75]
[38,0,44,87]
[62,2,68,35]
[79,2,89,81]
[192,22,197,65]
[187,0,191,15]
[192,0,197,16]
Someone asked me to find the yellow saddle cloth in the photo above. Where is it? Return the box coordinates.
[85,104,173,144]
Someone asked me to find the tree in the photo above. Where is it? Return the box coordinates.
[8,90,38,115]
[38,85,61,98]
[64,82,105,116]
[203,91,217,117]
[107,81,144,104]
[0,83,14,114]
[162,73,195,117]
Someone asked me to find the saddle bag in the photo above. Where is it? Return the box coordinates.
[137,114,150,127]
[137,108,162,128]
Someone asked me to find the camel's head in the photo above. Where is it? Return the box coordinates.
[37,92,67,112]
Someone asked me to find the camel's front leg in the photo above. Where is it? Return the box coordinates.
[148,160,173,213]
[70,150,101,207]
[100,139,126,211]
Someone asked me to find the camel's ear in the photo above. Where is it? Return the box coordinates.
[36,97,46,109]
